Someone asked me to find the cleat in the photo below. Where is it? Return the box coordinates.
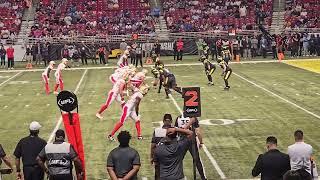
[96,113,103,120]
[224,86,230,90]
[53,91,59,95]
[208,82,214,86]
[108,135,115,141]
[137,136,143,140]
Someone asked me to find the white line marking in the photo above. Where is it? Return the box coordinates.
[142,177,148,180]
[0,59,316,73]
[316,93,320,96]
[0,72,22,87]
[46,104,50,106]
[25,105,29,107]
[234,72,320,120]
[47,69,88,143]
[3,106,8,109]
[168,94,227,179]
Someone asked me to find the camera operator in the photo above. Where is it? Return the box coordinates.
[175,115,207,180]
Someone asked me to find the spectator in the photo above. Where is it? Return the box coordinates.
[0,45,6,68]
[120,39,128,54]
[175,116,207,180]
[153,126,193,180]
[176,38,184,61]
[252,136,291,179]
[14,121,47,180]
[37,129,83,180]
[154,40,161,57]
[6,45,14,70]
[283,169,312,180]
[288,130,313,175]
[107,131,140,180]
[0,144,13,175]
[150,114,173,180]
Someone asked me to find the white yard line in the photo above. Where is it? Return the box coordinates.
[168,94,227,179]
[2,59,319,73]
[0,72,22,87]
[234,72,320,120]
[47,69,88,143]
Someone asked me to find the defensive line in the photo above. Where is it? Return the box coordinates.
[1,59,319,73]
[0,72,22,87]
[47,69,88,143]
[233,72,320,120]
[168,94,227,179]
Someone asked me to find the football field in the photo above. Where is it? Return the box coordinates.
[0,58,320,180]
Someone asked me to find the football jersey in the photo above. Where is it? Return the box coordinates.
[117,55,128,67]
[55,63,66,76]
[42,64,54,78]
[112,79,125,93]
[130,72,145,88]
[126,91,143,107]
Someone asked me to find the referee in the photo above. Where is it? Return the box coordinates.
[14,121,47,180]
[175,115,207,180]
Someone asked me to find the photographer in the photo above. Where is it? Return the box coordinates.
[153,126,193,180]
[0,144,13,180]
[175,116,207,180]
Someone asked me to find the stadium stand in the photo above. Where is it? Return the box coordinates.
[0,0,26,39]
[162,0,273,32]
[284,0,320,28]
[31,0,155,37]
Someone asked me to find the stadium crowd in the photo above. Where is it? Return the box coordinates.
[162,0,272,32]
[0,117,317,179]
[30,0,155,37]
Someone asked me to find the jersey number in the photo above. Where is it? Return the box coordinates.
[185,91,199,106]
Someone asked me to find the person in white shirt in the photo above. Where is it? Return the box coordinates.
[288,130,313,175]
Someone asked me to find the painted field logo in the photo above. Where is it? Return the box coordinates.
[56,91,78,112]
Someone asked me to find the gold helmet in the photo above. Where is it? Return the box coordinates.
[62,58,68,64]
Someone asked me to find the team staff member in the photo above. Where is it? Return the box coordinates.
[14,121,47,180]
[37,129,83,180]
[175,116,207,180]
[6,45,14,70]
[107,131,140,180]
[199,55,216,86]
[150,114,173,180]
[218,58,232,90]
[0,144,13,178]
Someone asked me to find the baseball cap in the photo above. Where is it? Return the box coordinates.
[29,121,42,131]
[55,129,65,138]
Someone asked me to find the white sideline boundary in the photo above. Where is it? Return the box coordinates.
[1,59,319,73]
[168,94,227,179]
[0,72,22,87]
[233,72,320,120]
[47,69,88,143]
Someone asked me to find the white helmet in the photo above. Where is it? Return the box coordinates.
[49,61,55,65]
[139,84,150,95]
[62,58,68,64]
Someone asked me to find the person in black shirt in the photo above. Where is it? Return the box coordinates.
[14,121,47,180]
[0,45,6,68]
[252,136,291,180]
[0,144,13,175]
[173,39,178,61]
[150,114,173,180]
[107,131,140,180]
[25,45,32,66]
[154,40,161,57]
[80,42,88,65]
[154,127,193,180]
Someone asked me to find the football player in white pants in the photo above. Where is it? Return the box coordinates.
[117,50,130,68]
[108,85,150,140]
[96,75,127,120]
[42,61,55,95]
[53,58,68,95]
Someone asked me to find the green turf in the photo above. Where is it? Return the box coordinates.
[0,60,319,180]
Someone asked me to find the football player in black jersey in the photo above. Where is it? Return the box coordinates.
[160,68,182,98]
[218,57,232,90]
[151,57,164,93]
[199,55,216,86]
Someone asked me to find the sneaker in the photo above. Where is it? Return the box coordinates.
[53,91,59,95]
[208,82,214,86]
[224,86,230,90]
[137,136,143,140]
[105,64,108,66]
[108,135,115,141]
[96,113,103,120]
